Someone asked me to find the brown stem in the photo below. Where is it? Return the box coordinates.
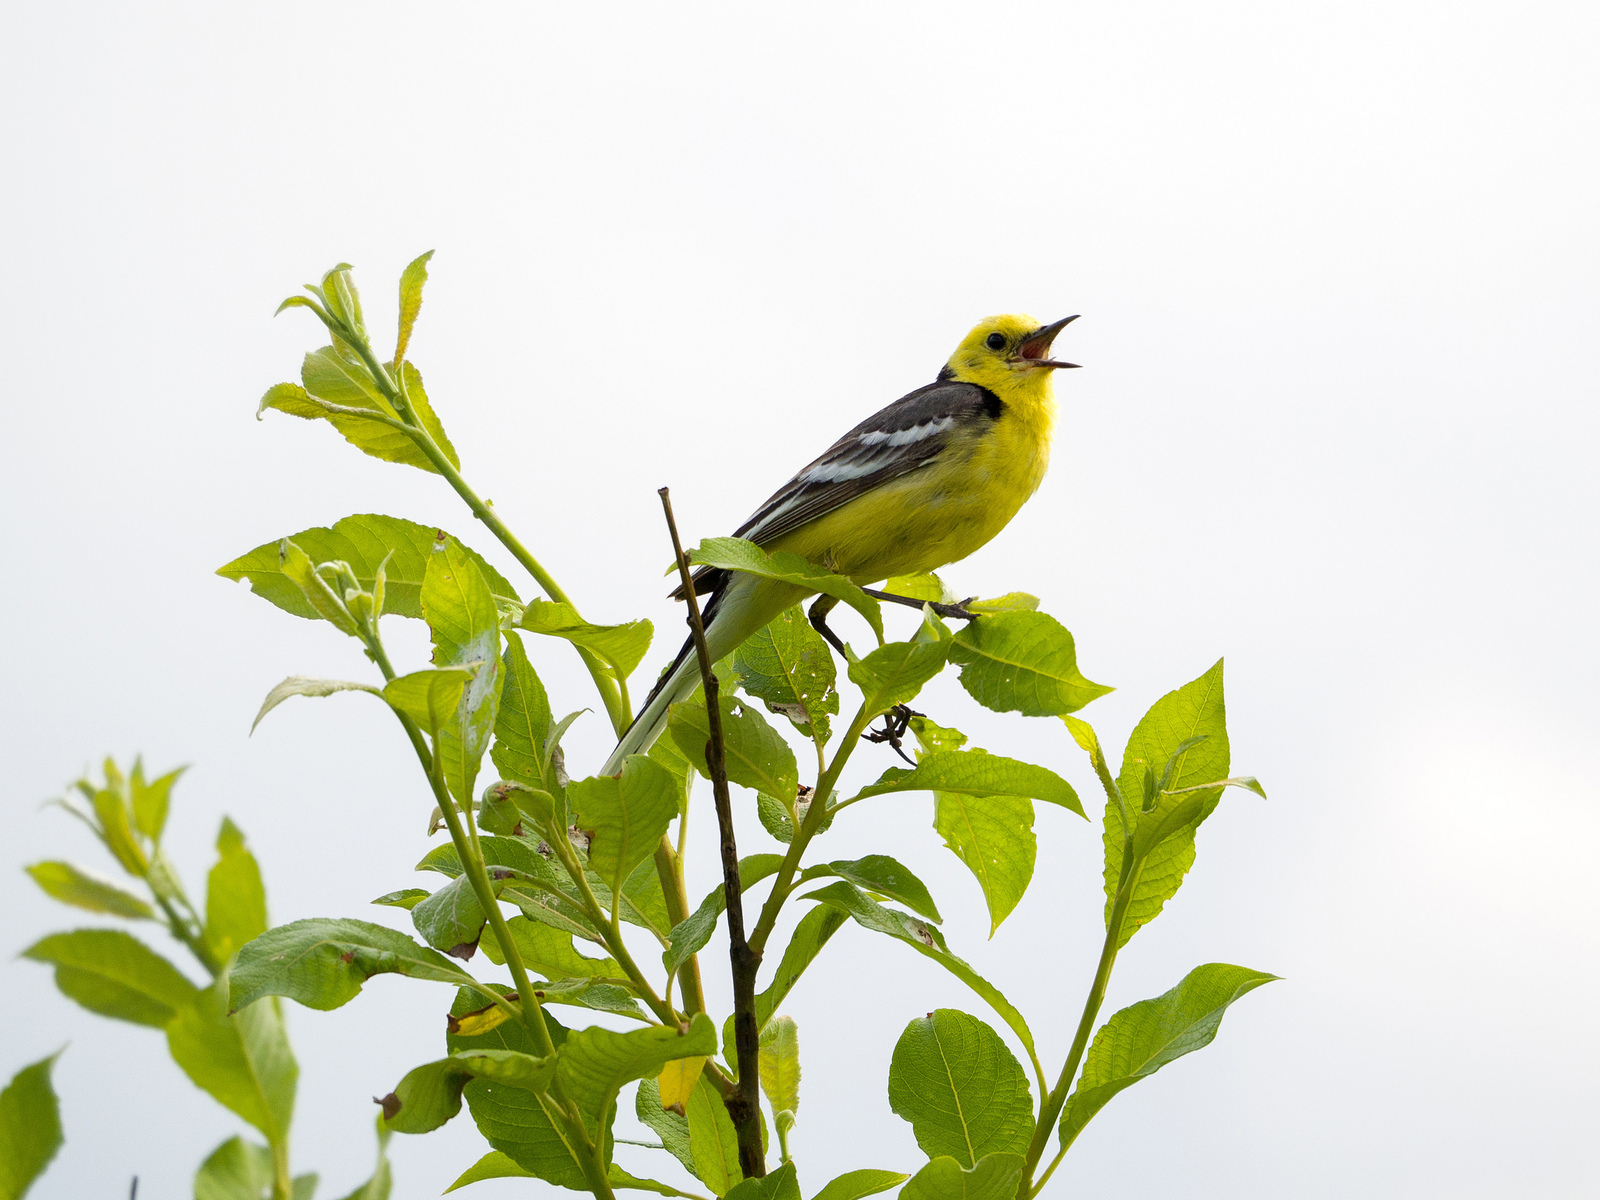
[659,487,766,1180]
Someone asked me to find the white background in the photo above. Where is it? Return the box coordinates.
[3,3,1597,1197]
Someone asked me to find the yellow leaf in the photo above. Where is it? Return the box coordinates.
[656,1055,706,1114]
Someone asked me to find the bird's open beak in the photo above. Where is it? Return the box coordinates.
[1013,315,1080,369]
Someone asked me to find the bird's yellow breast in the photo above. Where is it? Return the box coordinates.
[769,383,1055,584]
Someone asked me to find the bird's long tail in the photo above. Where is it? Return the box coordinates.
[601,573,809,775]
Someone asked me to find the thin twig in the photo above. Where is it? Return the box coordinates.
[659,486,766,1180]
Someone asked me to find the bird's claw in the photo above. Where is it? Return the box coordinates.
[863,704,923,764]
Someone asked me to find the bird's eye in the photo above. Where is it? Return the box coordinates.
[985,332,1007,351]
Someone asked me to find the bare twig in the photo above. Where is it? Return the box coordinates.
[659,487,766,1180]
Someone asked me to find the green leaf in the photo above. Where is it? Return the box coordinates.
[230,918,479,1011]
[251,676,382,732]
[897,1154,1024,1200]
[688,537,884,645]
[557,1013,717,1138]
[611,1164,700,1196]
[686,1074,744,1195]
[758,1016,800,1116]
[1105,659,1230,947]
[966,593,1037,614]
[519,599,654,682]
[393,250,433,365]
[167,970,297,1144]
[479,916,621,980]
[219,515,516,622]
[636,1077,697,1175]
[381,1049,555,1134]
[809,1169,909,1200]
[948,611,1110,716]
[887,1010,1033,1167]
[932,793,1035,935]
[1060,963,1279,1147]
[382,667,476,734]
[731,606,838,738]
[130,761,183,843]
[293,1174,318,1200]
[23,929,197,1027]
[726,1162,800,1200]
[491,633,554,792]
[86,762,147,876]
[445,1151,534,1191]
[669,695,799,802]
[412,875,489,958]
[0,1052,63,1200]
[568,755,684,900]
[424,536,505,808]
[25,861,153,919]
[802,855,941,923]
[444,989,587,1187]
[276,538,362,636]
[847,639,948,715]
[329,1120,392,1200]
[753,904,848,1032]
[883,572,947,602]
[799,884,1038,1082]
[193,1136,273,1200]
[205,818,268,962]
[372,889,429,910]
[851,751,1081,816]
[664,855,786,973]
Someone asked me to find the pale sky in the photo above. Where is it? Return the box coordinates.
[3,3,1597,1198]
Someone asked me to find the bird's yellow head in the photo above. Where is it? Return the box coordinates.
[941,314,1080,397]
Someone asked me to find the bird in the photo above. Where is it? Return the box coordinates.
[604,313,1079,773]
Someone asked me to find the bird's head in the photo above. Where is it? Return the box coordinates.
[942,314,1080,394]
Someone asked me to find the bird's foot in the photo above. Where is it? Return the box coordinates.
[863,704,923,765]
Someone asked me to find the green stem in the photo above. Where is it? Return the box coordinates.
[747,702,874,955]
[655,838,706,1016]
[344,327,627,735]
[1017,858,1144,1197]
[269,1139,292,1200]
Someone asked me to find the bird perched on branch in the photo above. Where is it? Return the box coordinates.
[605,313,1079,772]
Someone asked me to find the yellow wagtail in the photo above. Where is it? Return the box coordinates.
[607,313,1078,770]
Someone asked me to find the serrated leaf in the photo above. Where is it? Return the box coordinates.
[491,633,553,792]
[689,537,884,645]
[897,1154,1024,1200]
[205,818,268,961]
[664,855,785,973]
[0,1052,63,1200]
[219,514,516,622]
[1060,963,1278,1147]
[193,1136,273,1200]
[25,862,153,919]
[731,606,838,737]
[393,250,433,365]
[754,904,848,1032]
[229,918,479,1011]
[949,611,1110,716]
[424,537,504,807]
[445,1151,534,1192]
[556,1013,717,1139]
[758,1016,799,1116]
[686,1074,745,1196]
[933,793,1035,935]
[799,884,1037,1083]
[888,1010,1033,1167]
[519,599,653,682]
[669,695,799,802]
[277,538,361,635]
[252,676,382,732]
[809,1170,909,1200]
[167,970,297,1143]
[382,667,476,734]
[847,639,948,714]
[23,929,197,1027]
[568,755,683,900]
[851,750,1081,816]
[1105,659,1230,947]
[382,1049,555,1134]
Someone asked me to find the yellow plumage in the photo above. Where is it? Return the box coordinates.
[605,312,1074,770]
